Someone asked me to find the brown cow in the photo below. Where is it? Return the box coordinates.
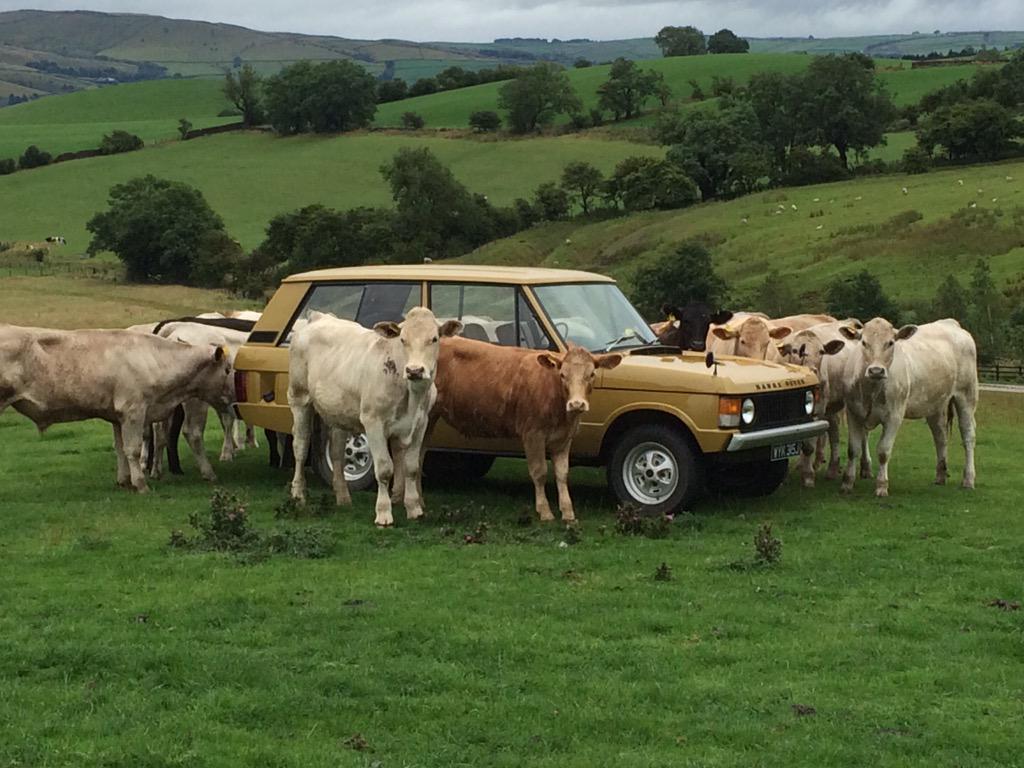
[430,338,622,522]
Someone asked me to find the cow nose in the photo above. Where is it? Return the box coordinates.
[867,366,886,379]
[566,399,588,413]
[691,341,706,352]
[405,365,426,380]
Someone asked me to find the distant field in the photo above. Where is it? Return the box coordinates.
[462,159,1024,305]
[0,78,232,158]
[376,55,982,129]
[0,131,661,251]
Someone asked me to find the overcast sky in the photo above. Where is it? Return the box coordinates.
[7,1,1024,42]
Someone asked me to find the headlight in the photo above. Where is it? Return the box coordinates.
[741,398,755,425]
[805,389,815,415]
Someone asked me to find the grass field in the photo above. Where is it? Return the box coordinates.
[374,56,982,129]
[462,159,1024,304]
[0,131,661,252]
[0,78,231,159]
[0,375,1020,765]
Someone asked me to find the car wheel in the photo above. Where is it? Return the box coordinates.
[422,451,495,480]
[607,424,703,515]
[706,459,789,497]
[313,423,376,492]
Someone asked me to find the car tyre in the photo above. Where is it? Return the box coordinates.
[312,422,376,492]
[607,424,703,515]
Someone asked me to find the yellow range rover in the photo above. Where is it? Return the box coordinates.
[234,265,827,514]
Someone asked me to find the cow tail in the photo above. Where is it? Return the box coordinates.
[167,404,186,475]
[144,424,154,472]
[946,398,956,438]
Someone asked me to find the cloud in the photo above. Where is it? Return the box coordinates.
[12,0,1024,41]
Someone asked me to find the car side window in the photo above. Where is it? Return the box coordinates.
[429,283,553,349]
[281,282,419,345]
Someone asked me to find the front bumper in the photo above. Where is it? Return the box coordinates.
[725,419,829,452]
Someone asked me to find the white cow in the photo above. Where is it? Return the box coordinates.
[0,325,230,491]
[288,308,462,526]
[776,320,871,486]
[838,318,978,497]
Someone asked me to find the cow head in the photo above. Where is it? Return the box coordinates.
[538,345,622,414]
[777,331,846,374]
[659,303,733,352]
[374,307,462,384]
[840,318,917,381]
[712,317,791,359]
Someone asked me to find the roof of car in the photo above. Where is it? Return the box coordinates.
[282,264,616,285]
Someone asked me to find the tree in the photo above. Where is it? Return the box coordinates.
[264,60,377,135]
[994,49,1024,107]
[99,130,143,155]
[966,258,1006,363]
[574,58,592,68]
[86,175,228,285]
[745,72,803,179]
[192,230,244,289]
[408,77,438,97]
[223,63,264,126]
[0,158,15,175]
[932,274,968,321]
[498,63,581,133]
[797,54,895,168]
[400,111,425,130]
[533,182,570,221]
[687,78,705,101]
[654,26,706,57]
[707,28,750,54]
[18,145,51,169]
[469,110,502,132]
[597,58,664,120]
[916,99,1021,161]
[825,270,899,322]
[255,204,387,277]
[631,240,728,317]
[560,162,604,214]
[753,269,800,317]
[177,118,192,140]
[604,156,699,211]
[377,78,408,103]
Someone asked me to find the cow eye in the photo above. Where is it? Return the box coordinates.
[431,336,439,343]
[886,340,894,347]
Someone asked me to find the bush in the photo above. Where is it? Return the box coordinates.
[469,110,501,132]
[177,118,192,140]
[901,145,932,174]
[780,147,851,187]
[18,145,52,170]
[852,158,892,176]
[400,111,425,130]
[217,107,242,117]
[588,108,604,127]
[191,230,244,288]
[826,269,900,322]
[533,182,570,221]
[631,239,729,317]
[264,60,377,135]
[0,158,15,175]
[376,78,408,103]
[99,130,144,155]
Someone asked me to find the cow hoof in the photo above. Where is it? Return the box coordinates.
[219,453,234,462]
[860,468,873,480]
[962,479,975,490]
[374,519,394,528]
[840,483,854,495]
[538,513,556,523]
[934,476,947,486]
[802,478,816,489]
[336,495,352,507]
[202,473,218,483]
[825,466,840,480]
[875,486,889,498]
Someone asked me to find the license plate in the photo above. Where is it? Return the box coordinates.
[770,442,801,461]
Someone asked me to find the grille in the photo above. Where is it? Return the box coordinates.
[741,389,811,431]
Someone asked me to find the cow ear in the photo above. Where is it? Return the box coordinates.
[373,321,401,338]
[846,317,863,329]
[710,310,733,325]
[659,303,674,319]
[595,353,623,370]
[439,320,463,338]
[823,339,846,355]
[768,325,792,340]
[537,352,561,369]
[711,326,735,340]
[839,325,861,341]
[895,324,918,341]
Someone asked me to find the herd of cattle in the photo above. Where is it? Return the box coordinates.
[0,300,978,525]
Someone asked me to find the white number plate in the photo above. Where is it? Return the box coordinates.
[771,442,801,461]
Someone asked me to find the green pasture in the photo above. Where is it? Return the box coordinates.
[464,159,1024,304]
[0,132,661,252]
[0,78,231,158]
[0,382,1020,765]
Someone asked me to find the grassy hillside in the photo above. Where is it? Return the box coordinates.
[750,31,1024,55]
[460,160,1024,306]
[376,55,983,129]
[0,131,661,251]
[0,78,232,159]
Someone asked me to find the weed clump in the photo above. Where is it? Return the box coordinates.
[654,562,673,582]
[754,522,782,566]
[614,505,672,538]
[274,493,334,520]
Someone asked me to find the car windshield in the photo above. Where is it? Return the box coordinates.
[533,283,658,352]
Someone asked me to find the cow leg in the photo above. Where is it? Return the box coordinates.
[121,415,149,493]
[266,429,281,468]
[329,427,352,506]
[873,416,902,498]
[813,433,826,470]
[289,403,314,502]
[184,404,217,482]
[798,441,816,488]
[953,393,977,489]
[245,423,259,449]
[825,413,842,480]
[841,414,867,494]
[552,442,575,522]
[927,411,949,486]
[389,438,405,507]
[523,431,554,521]
[231,419,245,451]
[112,423,130,487]
[216,407,236,462]
[149,420,166,480]
[859,432,874,479]
[364,422,394,527]
[401,416,432,521]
